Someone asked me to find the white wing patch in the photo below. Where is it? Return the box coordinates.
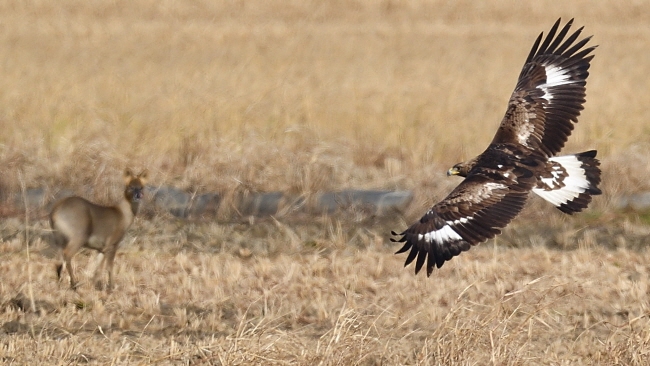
[483,182,507,191]
[533,154,588,206]
[417,182,507,245]
[540,65,574,102]
[418,223,463,245]
[448,217,471,225]
[516,120,536,146]
[539,164,564,188]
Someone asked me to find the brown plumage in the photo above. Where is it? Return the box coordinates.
[392,19,602,276]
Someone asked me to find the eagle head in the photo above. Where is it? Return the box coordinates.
[447,164,464,177]
[447,159,475,177]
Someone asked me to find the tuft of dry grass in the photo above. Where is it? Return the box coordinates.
[2,217,650,364]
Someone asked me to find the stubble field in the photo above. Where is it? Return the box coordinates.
[2,1,650,364]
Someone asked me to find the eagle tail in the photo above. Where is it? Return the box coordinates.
[532,150,601,214]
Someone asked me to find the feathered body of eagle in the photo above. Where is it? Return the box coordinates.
[392,19,601,276]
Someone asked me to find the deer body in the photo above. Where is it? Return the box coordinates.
[50,169,147,291]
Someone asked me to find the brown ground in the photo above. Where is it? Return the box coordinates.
[2,1,650,364]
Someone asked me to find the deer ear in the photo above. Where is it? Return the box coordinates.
[124,169,134,183]
[138,169,149,184]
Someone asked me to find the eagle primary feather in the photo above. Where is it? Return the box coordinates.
[392,19,601,276]
[492,18,596,157]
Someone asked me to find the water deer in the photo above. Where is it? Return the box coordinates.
[50,169,148,292]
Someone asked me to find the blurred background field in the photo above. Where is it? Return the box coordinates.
[2,1,650,364]
[1,0,650,203]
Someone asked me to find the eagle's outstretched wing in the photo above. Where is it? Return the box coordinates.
[391,172,534,276]
[392,19,598,276]
[491,18,596,157]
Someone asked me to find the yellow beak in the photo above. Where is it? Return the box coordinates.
[447,167,460,177]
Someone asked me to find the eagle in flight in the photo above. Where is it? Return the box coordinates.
[392,18,602,276]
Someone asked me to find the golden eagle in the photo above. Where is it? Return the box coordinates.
[392,19,601,276]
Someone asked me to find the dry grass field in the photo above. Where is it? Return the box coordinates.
[2,0,650,364]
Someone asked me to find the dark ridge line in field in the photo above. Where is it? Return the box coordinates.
[3,186,414,219]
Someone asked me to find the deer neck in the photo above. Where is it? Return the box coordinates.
[118,195,138,226]
[129,199,141,216]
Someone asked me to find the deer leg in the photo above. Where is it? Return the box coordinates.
[105,248,118,293]
[62,241,82,290]
[91,253,106,290]
[54,234,67,282]
[56,257,65,281]
[64,256,77,290]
